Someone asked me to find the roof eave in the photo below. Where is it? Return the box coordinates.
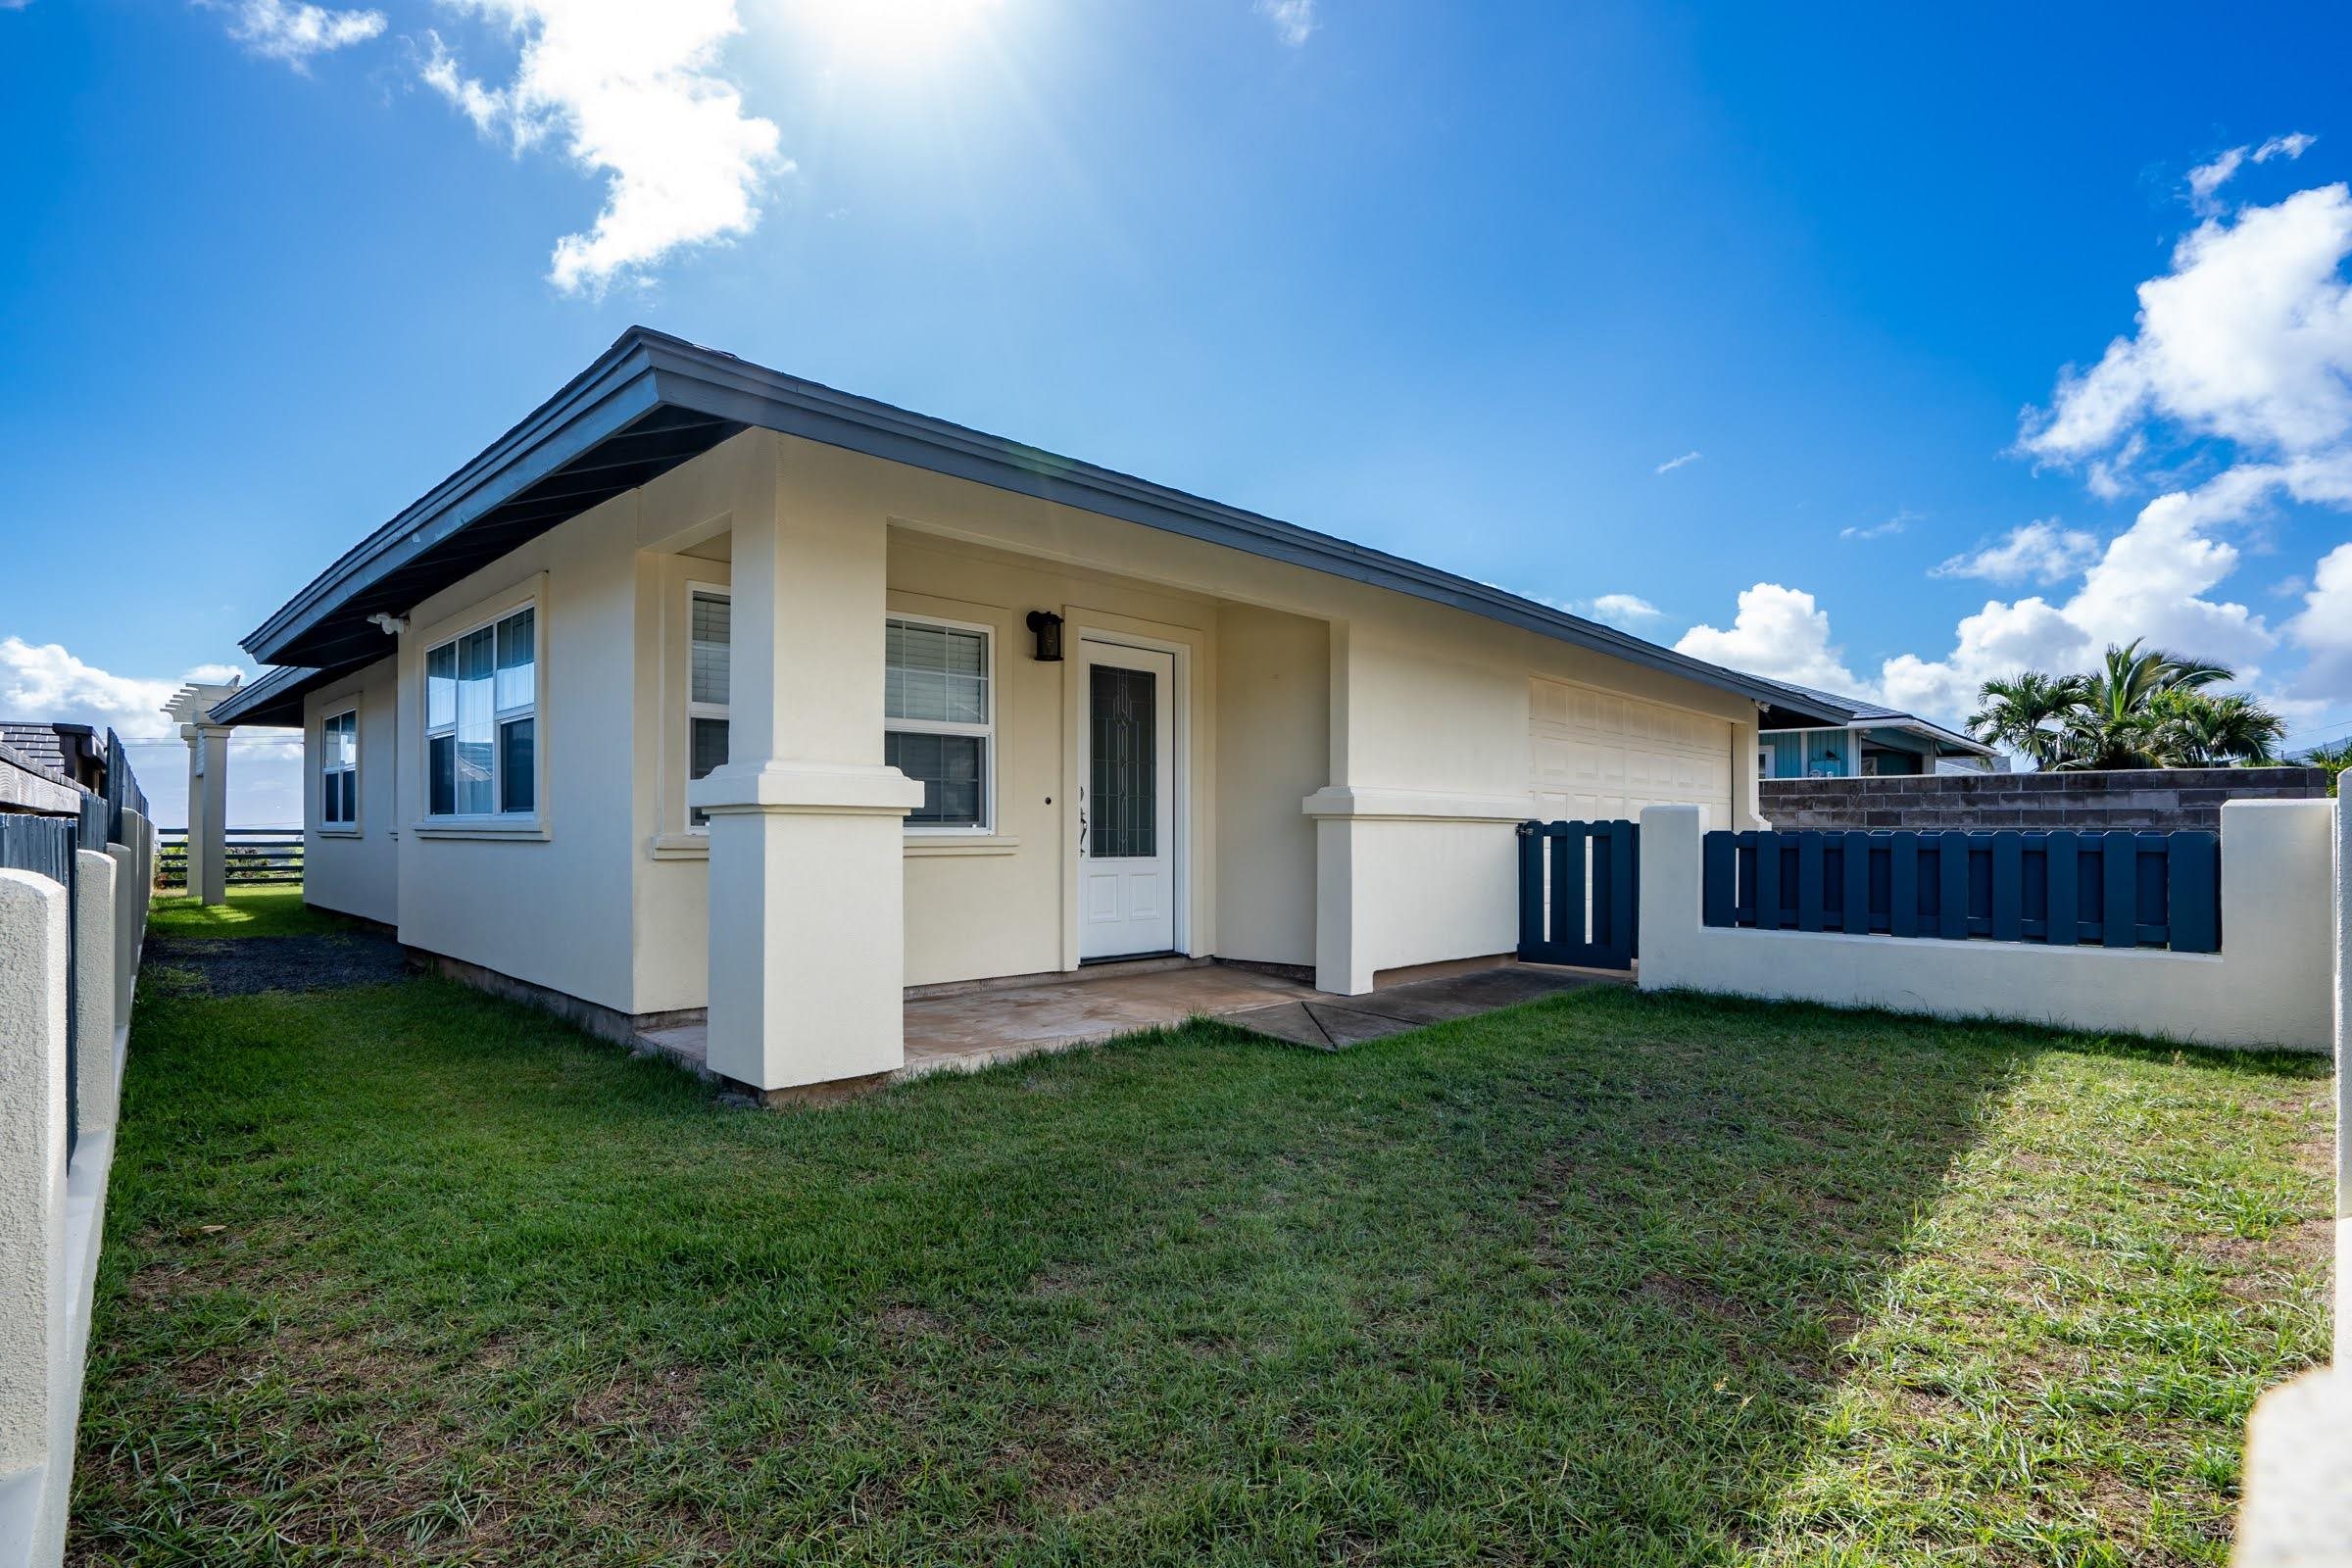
[208,664,325,727]
[241,334,668,666]
[628,335,1847,718]
[240,327,1846,722]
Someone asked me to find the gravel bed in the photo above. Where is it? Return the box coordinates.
[144,932,416,997]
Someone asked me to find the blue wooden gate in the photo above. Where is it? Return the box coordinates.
[1517,819,1640,970]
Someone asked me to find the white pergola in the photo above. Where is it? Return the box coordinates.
[163,679,241,906]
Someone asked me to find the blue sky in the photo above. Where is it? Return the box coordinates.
[3,0,2349,826]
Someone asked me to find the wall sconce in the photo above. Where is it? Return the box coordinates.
[1025,611,1064,662]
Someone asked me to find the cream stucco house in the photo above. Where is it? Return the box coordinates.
[211,328,1840,1096]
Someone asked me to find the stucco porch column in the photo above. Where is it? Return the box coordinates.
[165,681,239,906]
[173,721,231,906]
[687,460,923,1097]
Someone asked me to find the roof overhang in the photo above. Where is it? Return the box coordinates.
[234,327,1845,724]
[1759,714,1995,757]
[208,665,318,728]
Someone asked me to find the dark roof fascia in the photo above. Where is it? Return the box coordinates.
[209,663,333,727]
[633,334,1842,719]
[243,326,1844,722]
[241,335,669,665]
[1889,718,1995,756]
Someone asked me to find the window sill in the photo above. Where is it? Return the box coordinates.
[412,819,549,841]
[317,826,362,840]
[905,833,1020,858]
[655,832,1020,859]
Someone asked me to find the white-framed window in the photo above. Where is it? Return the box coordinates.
[320,709,358,828]
[885,614,993,831]
[424,604,537,818]
[687,587,730,828]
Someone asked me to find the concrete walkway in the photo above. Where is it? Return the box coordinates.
[1221,963,1617,1051]
[634,958,1621,1088]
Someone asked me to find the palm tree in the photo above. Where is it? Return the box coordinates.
[1969,642,2285,770]
[1968,671,2088,766]
[2151,690,2287,766]
[2051,640,2232,770]
[2302,737,2352,797]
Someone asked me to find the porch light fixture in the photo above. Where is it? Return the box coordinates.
[1025,610,1064,662]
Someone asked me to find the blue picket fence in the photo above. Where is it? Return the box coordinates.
[104,727,147,843]
[1701,828,2221,953]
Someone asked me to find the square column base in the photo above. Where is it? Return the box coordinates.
[695,762,924,1093]
[1313,817,1374,996]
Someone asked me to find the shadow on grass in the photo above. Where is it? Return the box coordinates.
[71,976,2329,1566]
[145,884,358,941]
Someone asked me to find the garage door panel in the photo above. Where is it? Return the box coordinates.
[1529,675,1734,830]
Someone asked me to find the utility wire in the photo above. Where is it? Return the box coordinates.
[2278,714,2352,749]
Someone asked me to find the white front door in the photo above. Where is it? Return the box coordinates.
[1078,641,1177,959]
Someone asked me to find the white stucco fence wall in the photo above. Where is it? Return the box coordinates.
[2206,796,2348,1565]
[1638,798,2338,1054]
[0,815,149,1568]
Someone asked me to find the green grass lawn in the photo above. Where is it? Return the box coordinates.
[73,970,2330,1566]
[146,885,358,940]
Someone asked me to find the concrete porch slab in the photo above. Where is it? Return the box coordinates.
[631,959,1623,1092]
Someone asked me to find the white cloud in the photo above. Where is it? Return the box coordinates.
[2185,131,2317,216]
[1674,583,1860,693]
[422,0,789,294]
[1653,450,1702,474]
[1839,510,1914,541]
[1881,470,2283,723]
[0,638,300,828]
[1931,519,2100,585]
[215,0,386,69]
[1902,172,2352,719]
[0,636,240,727]
[1581,593,1662,629]
[2021,182,2352,465]
[1257,0,1315,46]
[2285,542,2352,704]
[1591,592,1662,621]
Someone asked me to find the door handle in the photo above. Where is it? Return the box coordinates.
[1078,786,1088,856]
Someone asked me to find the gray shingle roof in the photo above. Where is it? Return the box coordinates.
[1745,678,1991,755]
[0,722,74,779]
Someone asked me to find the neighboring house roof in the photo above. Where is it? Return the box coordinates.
[213,327,1845,728]
[1749,676,1993,756]
[0,720,103,787]
[0,739,85,814]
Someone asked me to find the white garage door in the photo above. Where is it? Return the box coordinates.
[1529,676,1734,828]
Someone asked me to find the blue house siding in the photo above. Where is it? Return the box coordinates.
[1763,725,1946,780]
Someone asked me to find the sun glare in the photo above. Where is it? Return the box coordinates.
[792,0,1003,64]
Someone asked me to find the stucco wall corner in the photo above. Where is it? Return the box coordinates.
[0,867,68,1484]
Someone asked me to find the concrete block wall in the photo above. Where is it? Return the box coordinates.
[0,811,152,1568]
[1760,765,2333,835]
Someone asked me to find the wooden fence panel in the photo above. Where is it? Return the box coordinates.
[1701,826,2221,954]
[156,829,305,888]
[1517,819,1639,970]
